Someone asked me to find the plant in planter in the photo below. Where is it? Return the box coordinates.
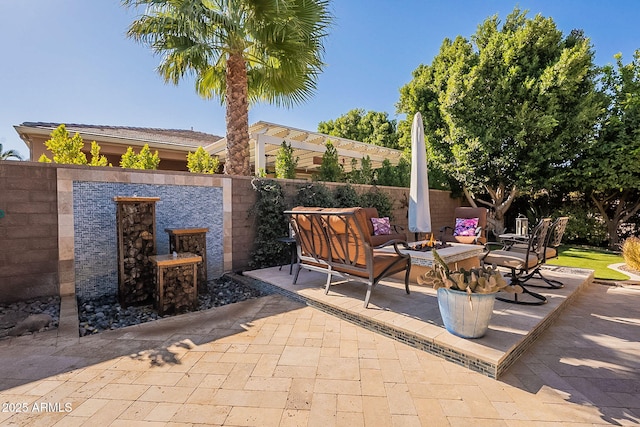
[418,250,522,338]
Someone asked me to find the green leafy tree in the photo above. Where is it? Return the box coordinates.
[346,155,374,185]
[316,141,343,182]
[318,109,399,148]
[275,141,298,179]
[397,9,601,233]
[38,124,109,166]
[89,141,109,166]
[0,143,23,160]
[573,51,640,248]
[125,0,332,176]
[374,157,410,187]
[187,146,220,174]
[120,144,160,170]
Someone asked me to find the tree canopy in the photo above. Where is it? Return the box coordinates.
[38,124,109,166]
[397,8,602,232]
[0,144,23,160]
[125,0,332,176]
[120,144,160,170]
[572,50,640,247]
[318,109,399,149]
[187,146,220,174]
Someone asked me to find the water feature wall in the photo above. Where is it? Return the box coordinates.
[73,182,223,300]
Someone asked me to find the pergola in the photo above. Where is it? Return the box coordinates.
[204,121,404,175]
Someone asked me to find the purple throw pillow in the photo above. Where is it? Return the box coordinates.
[371,217,392,235]
[454,217,479,236]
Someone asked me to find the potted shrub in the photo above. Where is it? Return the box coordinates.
[418,250,522,338]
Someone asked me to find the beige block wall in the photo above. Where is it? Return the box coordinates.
[0,162,59,303]
[0,161,462,302]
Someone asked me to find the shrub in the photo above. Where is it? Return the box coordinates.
[553,204,607,247]
[249,179,289,269]
[374,157,410,187]
[275,141,298,179]
[294,182,335,207]
[39,124,109,166]
[360,189,393,219]
[187,147,219,174]
[316,141,343,182]
[120,144,160,169]
[622,237,640,271]
[333,184,361,208]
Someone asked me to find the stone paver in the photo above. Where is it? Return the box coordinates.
[0,283,638,425]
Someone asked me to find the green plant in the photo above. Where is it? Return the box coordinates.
[418,250,520,295]
[622,237,640,271]
[316,141,343,182]
[553,204,607,247]
[38,124,109,166]
[120,144,160,169]
[346,156,373,185]
[248,179,289,269]
[0,143,23,160]
[125,0,332,176]
[275,141,298,179]
[294,182,334,207]
[333,184,361,208]
[360,189,393,219]
[374,157,410,187]
[187,146,219,174]
[88,141,109,166]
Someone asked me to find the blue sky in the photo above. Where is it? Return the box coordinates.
[1,0,639,159]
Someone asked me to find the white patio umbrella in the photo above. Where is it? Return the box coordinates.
[408,112,432,237]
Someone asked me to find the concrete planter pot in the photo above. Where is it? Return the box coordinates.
[437,288,496,339]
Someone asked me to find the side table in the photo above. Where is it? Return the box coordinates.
[277,236,297,275]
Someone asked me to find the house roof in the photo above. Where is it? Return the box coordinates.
[14,122,223,151]
[204,121,404,172]
[15,121,405,173]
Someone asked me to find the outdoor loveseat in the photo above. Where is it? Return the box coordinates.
[285,207,412,308]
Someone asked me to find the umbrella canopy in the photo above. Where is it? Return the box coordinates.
[408,112,432,234]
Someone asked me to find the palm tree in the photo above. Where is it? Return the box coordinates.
[0,143,23,160]
[124,0,332,176]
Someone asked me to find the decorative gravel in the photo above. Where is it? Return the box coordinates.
[0,296,61,337]
[77,275,264,337]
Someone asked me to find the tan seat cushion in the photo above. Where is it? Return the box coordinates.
[509,244,556,260]
[370,233,406,247]
[333,251,409,279]
[483,250,539,270]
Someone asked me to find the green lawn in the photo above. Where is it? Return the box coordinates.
[546,245,629,281]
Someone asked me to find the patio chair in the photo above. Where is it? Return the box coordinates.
[440,207,488,244]
[480,218,552,305]
[507,216,569,289]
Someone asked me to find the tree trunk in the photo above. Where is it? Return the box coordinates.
[591,190,640,249]
[224,52,251,176]
[464,184,518,239]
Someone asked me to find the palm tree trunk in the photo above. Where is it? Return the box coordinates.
[224,52,251,176]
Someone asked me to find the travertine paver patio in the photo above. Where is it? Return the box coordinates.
[0,277,638,425]
[245,265,593,378]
